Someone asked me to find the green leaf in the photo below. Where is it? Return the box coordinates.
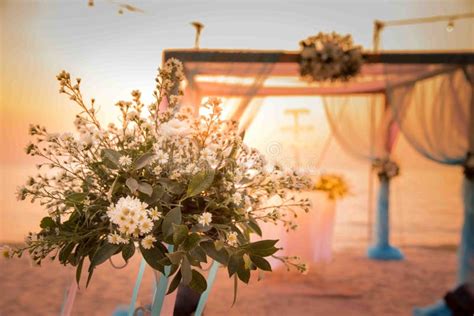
[249,255,272,271]
[237,264,251,284]
[139,243,165,273]
[109,176,123,197]
[58,242,75,263]
[162,207,182,237]
[188,270,207,294]
[228,254,244,277]
[158,179,185,195]
[76,257,84,285]
[126,178,139,193]
[102,149,121,167]
[167,270,182,295]
[232,275,238,306]
[138,182,153,197]
[182,233,201,251]
[66,192,87,203]
[243,240,279,257]
[200,241,229,265]
[122,242,135,262]
[166,251,185,265]
[143,186,165,205]
[133,152,156,170]
[186,166,215,197]
[189,246,208,263]
[181,256,192,285]
[40,216,56,229]
[91,242,121,266]
[248,218,262,237]
[172,224,189,246]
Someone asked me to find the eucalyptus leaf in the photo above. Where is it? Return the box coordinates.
[126,178,139,193]
[102,149,121,167]
[138,182,153,197]
[133,152,156,170]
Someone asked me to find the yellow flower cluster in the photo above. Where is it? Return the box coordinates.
[314,174,349,200]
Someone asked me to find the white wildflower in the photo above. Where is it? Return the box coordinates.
[154,150,169,164]
[149,207,162,221]
[119,155,132,168]
[198,212,212,226]
[227,232,238,246]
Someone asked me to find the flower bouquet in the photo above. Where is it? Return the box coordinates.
[299,32,363,82]
[3,59,312,304]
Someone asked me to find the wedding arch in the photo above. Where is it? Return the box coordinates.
[163,48,473,313]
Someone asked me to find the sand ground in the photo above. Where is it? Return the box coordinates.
[0,246,456,316]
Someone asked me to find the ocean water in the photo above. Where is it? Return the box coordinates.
[0,161,464,250]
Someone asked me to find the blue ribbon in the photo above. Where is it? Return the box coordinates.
[151,245,174,316]
[128,258,147,316]
[195,260,220,316]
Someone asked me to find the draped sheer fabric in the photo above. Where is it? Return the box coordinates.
[386,66,471,164]
[322,93,395,161]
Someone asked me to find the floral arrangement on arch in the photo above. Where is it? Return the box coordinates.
[299,32,363,82]
[1,59,312,297]
[372,158,400,181]
[314,174,349,200]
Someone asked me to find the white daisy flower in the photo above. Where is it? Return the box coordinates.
[139,218,153,234]
[198,212,212,226]
[227,232,238,246]
[141,235,156,249]
[149,207,162,221]
[119,155,132,168]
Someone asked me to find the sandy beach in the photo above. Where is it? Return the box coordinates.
[0,246,457,316]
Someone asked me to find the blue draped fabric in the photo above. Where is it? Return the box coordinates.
[385,65,473,316]
[367,178,404,260]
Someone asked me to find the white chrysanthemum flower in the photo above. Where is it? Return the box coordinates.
[107,196,149,236]
[159,118,192,137]
[141,235,156,249]
[139,218,153,234]
[1,245,13,259]
[198,212,212,226]
[227,232,238,246]
[107,233,128,245]
[119,155,132,168]
[149,207,162,221]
